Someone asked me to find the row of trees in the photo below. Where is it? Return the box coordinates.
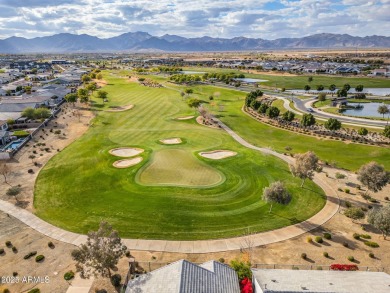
[304,83,363,95]
[21,107,51,120]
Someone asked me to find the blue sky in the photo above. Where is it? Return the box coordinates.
[0,0,389,39]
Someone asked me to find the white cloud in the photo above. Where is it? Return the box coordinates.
[0,0,388,39]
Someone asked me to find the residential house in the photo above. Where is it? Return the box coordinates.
[125,260,240,293]
[0,130,10,146]
[251,269,390,293]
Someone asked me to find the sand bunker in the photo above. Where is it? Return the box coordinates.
[109,147,144,157]
[160,138,182,145]
[113,157,143,168]
[176,116,194,120]
[199,150,237,160]
[106,104,134,112]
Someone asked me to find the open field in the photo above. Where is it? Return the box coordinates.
[34,73,325,240]
[183,67,390,89]
[160,80,390,171]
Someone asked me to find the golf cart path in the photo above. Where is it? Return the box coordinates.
[0,119,340,253]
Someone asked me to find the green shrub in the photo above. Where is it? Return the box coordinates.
[125,251,131,257]
[28,289,40,293]
[48,241,55,248]
[338,187,343,192]
[347,256,355,262]
[306,237,313,243]
[0,248,4,255]
[369,252,375,258]
[3,289,10,293]
[364,241,379,248]
[35,255,45,262]
[335,173,346,179]
[13,130,29,138]
[24,251,37,259]
[230,259,252,279]
[301,253,307,259]
[315,236,323,243]
[353,233,360,240]
[323,252,329,258]
[344,201,351,208]
[110,274,121,287]
[64,271,75,281]
[323,233,331,240]
[12,246,17,253]
[218,258,225,263]
[5,241,12,247]
[360,234,371,239]
[345,188,350,194]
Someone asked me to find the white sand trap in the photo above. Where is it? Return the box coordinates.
[106,104,134,112]
[113,157,143,168]
[176,116,194,120]
[160,138,182,145]
[199,150,237,160]
[109,147,144,157]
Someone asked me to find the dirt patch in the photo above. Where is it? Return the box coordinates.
[106,104,134,112]
[113,157,143,168]
[176,116,194,120]
[93,78,107,87]
[196,116,220,129]
[199,150,237,160]
[109,147,144,157]
[159,138,182,145]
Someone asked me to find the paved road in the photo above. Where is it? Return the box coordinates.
[0,119,340,253]
[206,81,387,128]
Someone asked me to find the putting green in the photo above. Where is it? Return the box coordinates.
[137,149,224,187]
[34,71,326,240]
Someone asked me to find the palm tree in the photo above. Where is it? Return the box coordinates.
[378,104,389,119]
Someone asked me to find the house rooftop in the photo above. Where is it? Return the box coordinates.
[252,269,390,293]
[126,259,240,293]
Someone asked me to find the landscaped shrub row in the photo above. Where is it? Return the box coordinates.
[24,251,37,259]
[330,264,358,271]
[364,241,379,248]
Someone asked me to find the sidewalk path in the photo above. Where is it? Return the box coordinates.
[0,119,340,253]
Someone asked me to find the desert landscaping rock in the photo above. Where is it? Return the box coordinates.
[199,150,237,160]
[160,138,182,144]
[113,157,143,168]
[109,147,144,157]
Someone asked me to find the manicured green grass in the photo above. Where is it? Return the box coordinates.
[184,67,390,89]
[271,99,288,114]
[137,149,224,187]
[313,100,331,108]
[164,82,390,171]
[34,72,325,240]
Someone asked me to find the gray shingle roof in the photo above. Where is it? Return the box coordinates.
[125,260,240,293]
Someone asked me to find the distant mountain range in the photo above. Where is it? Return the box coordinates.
[0,32,389,53]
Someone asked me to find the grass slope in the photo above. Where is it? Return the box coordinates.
[34,73,325,240]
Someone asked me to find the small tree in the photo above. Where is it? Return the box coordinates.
[304,85,311,91]
[357,162,389,195]
[324,118,341,131]
[96,73,103,80]
[266,106,280,118]
[6,186,21,202]
[78,88,89,104]
[22,107,35,119]
[377,105,389,119]
[301,113,316,127]
[308,76,313,83]
[0,163,11,184]
[316,85,324,91]
[343,84,351,91]
[29,155,36,163]
[187,98,201,109]
[368,205,390,239]
[71,221,127,278]
[290,151,319,187]
[344,207,365,223]
[329,84,336,91]
[355,84,364,92]
[337,89,348,97]
[282,111,295,122]
[230,259,252,280]
[358,128,368,136]
[34,108,51,120]
[97,90,108,103]
[262,181,291,213]
[65,93,78,107]
[318,93,326,101]
[184,88,193,96]
[383,126,390,138]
